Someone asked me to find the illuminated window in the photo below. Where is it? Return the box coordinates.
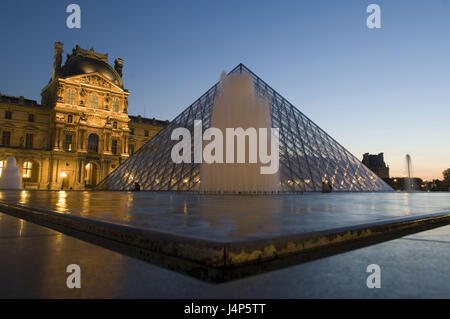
[112,97,119,112]
[90,94,98,108]
[0,160,4,177]
[66,89,76,105]
[23,161,33,178]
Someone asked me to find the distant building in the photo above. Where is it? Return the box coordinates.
[387,177,424,191]
[424,179,450,192]
[0,42,168,190]
[362,153,389,179]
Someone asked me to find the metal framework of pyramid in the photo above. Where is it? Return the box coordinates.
[97,64,393,192]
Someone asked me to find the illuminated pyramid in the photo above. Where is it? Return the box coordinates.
[97,64,393,192]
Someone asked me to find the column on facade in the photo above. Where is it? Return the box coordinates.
[79,130,85,150]
[123,135,128,154]
[80,159,86,184]
[52,159,59,183]
[105,133,110,152]
[39,158,44,185]
[98,133,103,154]
[48,158,53,187]
[74,159,79,185]
[78,159,84,183]
[103,133,108,153]
[54,128,60,149]
[59,128,64,149]
[77,159,81,183]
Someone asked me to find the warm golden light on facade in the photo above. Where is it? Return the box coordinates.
[0,43,167,191]
[0,160,4,177]
[22,161,32,178]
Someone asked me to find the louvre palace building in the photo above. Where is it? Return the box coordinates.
[0,42,168,190]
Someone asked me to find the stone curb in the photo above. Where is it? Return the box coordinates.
[224,211,450,266]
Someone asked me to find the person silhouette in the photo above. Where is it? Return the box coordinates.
[132,182,141,192]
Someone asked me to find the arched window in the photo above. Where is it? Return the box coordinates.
[66,89,76,105]
[23,161,33,179]
[112,97,119,112]
[87,134,99,153]
[90,94,98,109]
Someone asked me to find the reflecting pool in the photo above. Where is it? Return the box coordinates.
[0,190,449,242]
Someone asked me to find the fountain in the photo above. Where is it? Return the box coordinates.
[405,154,417,191]
[0,157,22,190]
[199,72,280,194]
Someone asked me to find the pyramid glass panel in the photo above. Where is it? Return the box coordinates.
[97,64,393,192]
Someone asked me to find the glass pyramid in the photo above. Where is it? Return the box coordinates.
[97,64,393,192]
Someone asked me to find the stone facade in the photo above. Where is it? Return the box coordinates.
[0,43,168,190]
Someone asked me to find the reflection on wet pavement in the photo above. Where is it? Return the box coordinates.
[1,211,450,298]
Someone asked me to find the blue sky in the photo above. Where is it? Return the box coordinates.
[1,0,449,180]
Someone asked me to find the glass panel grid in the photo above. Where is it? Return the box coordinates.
[97,64,392,192]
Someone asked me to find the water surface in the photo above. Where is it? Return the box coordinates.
[1,190,449,242]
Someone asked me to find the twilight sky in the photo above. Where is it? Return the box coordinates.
[0,0,449,180]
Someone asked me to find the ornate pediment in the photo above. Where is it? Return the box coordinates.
[64,73,124,92]
[71,74,112,89]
